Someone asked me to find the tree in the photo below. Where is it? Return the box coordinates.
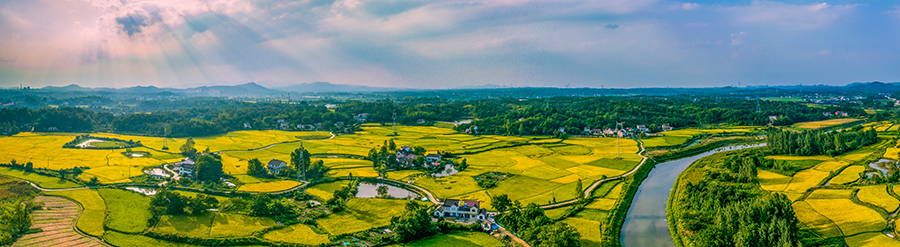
[194,155,223,182]
[305,160,330,182]
[246,158,266,176]
[249,193,272,216]
[150,189,187,215]
[492,194,512,212]
[390,201,437,243]
[187,194,219,214]
[24,162,33,172]
[388,139,397,150]
[377,185,389,198]
[180,137,197,157]
[575,179,583,199]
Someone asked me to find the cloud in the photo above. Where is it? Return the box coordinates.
[724,1,857,29]
[115,11,162,36]
[605,24,619,29]
[681,3,700,10]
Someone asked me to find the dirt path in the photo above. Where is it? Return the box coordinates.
[13,196,106,247]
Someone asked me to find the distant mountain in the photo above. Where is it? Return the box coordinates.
[843,81,900,92]
[185,82,284,96]
[277,82,404,93]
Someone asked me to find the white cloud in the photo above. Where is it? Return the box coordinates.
[682,3,700,10]
[724,1,857,29]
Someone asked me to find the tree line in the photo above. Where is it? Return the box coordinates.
[765,127,878,156]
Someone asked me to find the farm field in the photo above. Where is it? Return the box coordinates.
[391,231,504,247]
[153,212,278,238]
[856,185,900,212]
[44,189,107,237]
[0,167,82,189]
[262,223,330,245]
[830,166,865,185]
[317,198,420,235]
[104,231,197,247]
[236,180,300,192]
[792,118,862,129]
[98,188,153,233]
[642,127,756,148]
[13,196,105,247]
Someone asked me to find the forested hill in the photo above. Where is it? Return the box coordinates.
[0,95,866,138]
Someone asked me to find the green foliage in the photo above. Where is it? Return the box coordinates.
[498,202,581,247]
[0,197,36,244]
[246,158,266,177]
[194,155,223,182]
[766,128,878,156]
[180,137,196,157]
[390,201,438,243]
[491,194,512,212]
[326,179,359,212]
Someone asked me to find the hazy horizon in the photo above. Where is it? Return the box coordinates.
[1,0,899,89]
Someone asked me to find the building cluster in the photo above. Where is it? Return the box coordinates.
[240,113,368,131]
[433,199,489,221]
[171,158,195,178]
[584,123,673,137]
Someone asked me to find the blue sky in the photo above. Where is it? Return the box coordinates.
[0,0,898,89]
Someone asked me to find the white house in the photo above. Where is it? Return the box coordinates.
[661,123,674,132]
[243,122,252,129]
[267,159,288,175]
[172,158,194,177]
[636,125,650,132]
[354,113,368,122]
[433,199,488,220]
[425,153,441,162]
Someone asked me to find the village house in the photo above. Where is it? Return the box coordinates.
[243,122,252,129]
[354,113,368,122]
[396,146,417,165]
[591,128,604,136]
[636,125,650,132]
[334,121,344,127]
[603,128,615,136]
[583,127,591,133]
[172,158,195,177]
[835,111,849,117]
[661,123,674,132]
[433,199,488,220]
[267,159,288,175]
[277,119,288,130]
[417,119,427,124]
[47,127,58,131]
[425,153,441,162]
[768,115,779,122]
[823,112,833,117]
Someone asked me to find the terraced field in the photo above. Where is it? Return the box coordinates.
[13,196,104,247]
[792,118,862,130]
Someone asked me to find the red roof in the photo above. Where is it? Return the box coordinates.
[464,201,480,208]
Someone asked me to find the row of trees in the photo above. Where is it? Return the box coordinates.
[0,178,40,245]
[766,127,878,156]
[149,189,220,216]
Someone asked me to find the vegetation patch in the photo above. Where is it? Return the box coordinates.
[262,223,330,245]
[856,185,900,212]
[318,198,420,235]
[843,232,899,247]
[805,199,886,236]
[104,231,195,247]
[236,180,300,192]
[391,231,504,247]
[473,172,511,189]
[791,201,844,238]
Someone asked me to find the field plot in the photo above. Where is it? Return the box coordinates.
[237,180,300,192]
[643,127,755,148]
[44,189,106,237]
[830,166,865,185]
[392,231,504,247]
[104,231,196,247]
[805,199,885,236]
[307,181,349,201]
[844,232,900,247]
[262,224,330,245]
[153,212,277,238]
[13,196,104,247]
[98,188,152,233]
[792,201,843,238]
[0,167,81,189]
[757,170,792,191]
[806,189,853,199]
[318,198,420,235]
[856,185,900,212]
[759,159,849,200]
[792,118,861,129]
[562,217,602,247]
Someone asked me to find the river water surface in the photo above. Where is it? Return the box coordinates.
[620,144,764,247]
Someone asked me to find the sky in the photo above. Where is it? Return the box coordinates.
[0,0,899,89]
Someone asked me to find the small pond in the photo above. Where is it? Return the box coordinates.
[356,182,419,199]
[432,164,459,177]
[126,187,157,196]
[868,159,898,178]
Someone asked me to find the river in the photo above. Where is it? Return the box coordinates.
[620,144,764,247]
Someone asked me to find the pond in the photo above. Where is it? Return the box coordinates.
[125,187,157,196]
[620,144,764,247]
[356,182,419,199]
[868,159,898,178]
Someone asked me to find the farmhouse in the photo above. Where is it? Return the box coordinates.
[661,123,674,131]
[433,199,488,220]
[243,122,252,129]
[636,125,649,132]
[354,113,368,122]
[835,111,849,117]
[172,158,194,177]
[267,159,288,175]
[425,153,441,162]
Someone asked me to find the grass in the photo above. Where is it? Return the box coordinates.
[45,189,106,237]
[104,231,197,247]
[830,166,865,185]
[856,185,900,212]
[805,199,886,236]
[391,231,504,247]
[0,167,82,189]
[262,224,330,245]
[792,118,861,129]
[98,188,153,233]
[806,189,853,199]
[757,170,792,191]
[237,180,300,192]
[844,232,900,247]
[318,198,421,235]
[153,213,215,238]
[641,135,692,148]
